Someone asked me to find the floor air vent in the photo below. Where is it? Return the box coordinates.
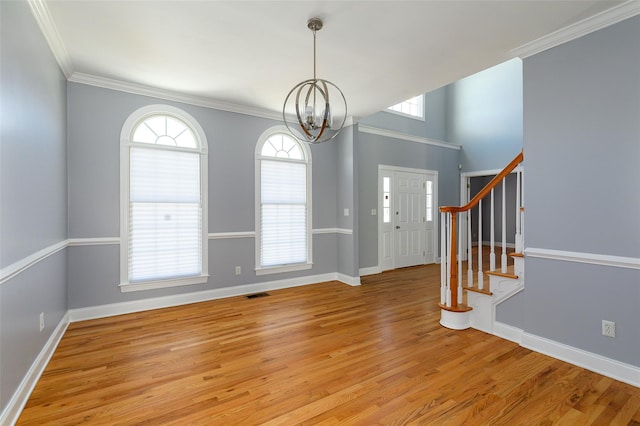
[245,292,270,299]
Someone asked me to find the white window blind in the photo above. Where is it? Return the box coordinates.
[260,159,307,267]
[129,146,201,282]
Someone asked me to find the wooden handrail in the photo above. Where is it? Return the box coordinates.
[440,151,523,214]
[439,150,523,311]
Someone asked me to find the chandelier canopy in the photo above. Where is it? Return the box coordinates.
[283,18,347,144]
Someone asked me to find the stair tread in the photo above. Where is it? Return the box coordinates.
[464,286,492,296]
[439,303,473,313]
[510,252,524,258]
[486,270,518,279]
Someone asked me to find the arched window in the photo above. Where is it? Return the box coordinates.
[255,127,312,275]
[120,105,208,292]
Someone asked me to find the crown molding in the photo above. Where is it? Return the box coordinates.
[27,0,73,78]
[69,72,360,125]
[69,73,287,121]
[512,0,640,58]
[358,125,461,150]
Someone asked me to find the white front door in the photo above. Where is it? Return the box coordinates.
[378,166,438,271]
[394,172,425,268]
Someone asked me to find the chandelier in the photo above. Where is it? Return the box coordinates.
[283,18,347,144]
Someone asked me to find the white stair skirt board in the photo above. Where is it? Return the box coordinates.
[440,309,471,330]
[467,292,493,334]
[467,258,524,335]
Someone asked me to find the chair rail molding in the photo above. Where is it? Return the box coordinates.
[525,247,640,270]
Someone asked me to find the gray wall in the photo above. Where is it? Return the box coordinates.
[337,127,359,277]
[497,15,640,367]
[356,127,460,269]
[0,0,68,412]
[66,82,347,309]
[446,58,523,172]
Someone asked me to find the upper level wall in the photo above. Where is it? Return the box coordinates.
[446,58,523,172]
[524,17,640,258]
[359,86,448,141]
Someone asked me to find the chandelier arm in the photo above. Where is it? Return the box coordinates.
[304,83,315,127]
[319,80,330,126]
[295,83,313,139]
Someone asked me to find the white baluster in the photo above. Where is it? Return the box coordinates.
[458,213,463,304]
[490,188,495,271]
[467,209,473,288]
[440,211,446,305]
[501,177,507,273]
[521,168,525,250]
[478,199,484,290]
[515,168,522,253]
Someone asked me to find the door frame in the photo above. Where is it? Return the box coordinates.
[378,165,438,271]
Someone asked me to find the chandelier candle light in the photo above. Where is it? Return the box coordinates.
[283,18,347,144]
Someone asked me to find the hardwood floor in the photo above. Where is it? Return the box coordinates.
[19,265,640,425]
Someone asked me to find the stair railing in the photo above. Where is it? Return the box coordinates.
[439,151,524,311]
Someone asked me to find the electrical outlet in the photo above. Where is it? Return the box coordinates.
[602,320,615,338]
[39,313,45,331]
[235,266,241,275]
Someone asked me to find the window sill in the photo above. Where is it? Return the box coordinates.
[383,109,426,121]
[120,274,209,293]
[255,263,312,276]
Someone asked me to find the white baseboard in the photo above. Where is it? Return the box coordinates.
[521,332,640,388]
[69,272,356,322]
[491,323,640,388]
[1,313,70,426]
[493,321,523,344]
[359,266,382,276]
[337,273,361,286]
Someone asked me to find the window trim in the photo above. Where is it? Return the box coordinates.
[119,104,209,292]
[385,94,426,121]
[254,126,313,276]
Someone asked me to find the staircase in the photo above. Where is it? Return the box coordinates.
[439,152,524,331]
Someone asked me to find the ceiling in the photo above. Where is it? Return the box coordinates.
[43,0,627,119]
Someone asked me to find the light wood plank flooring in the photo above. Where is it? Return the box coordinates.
[18,265,640,425]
